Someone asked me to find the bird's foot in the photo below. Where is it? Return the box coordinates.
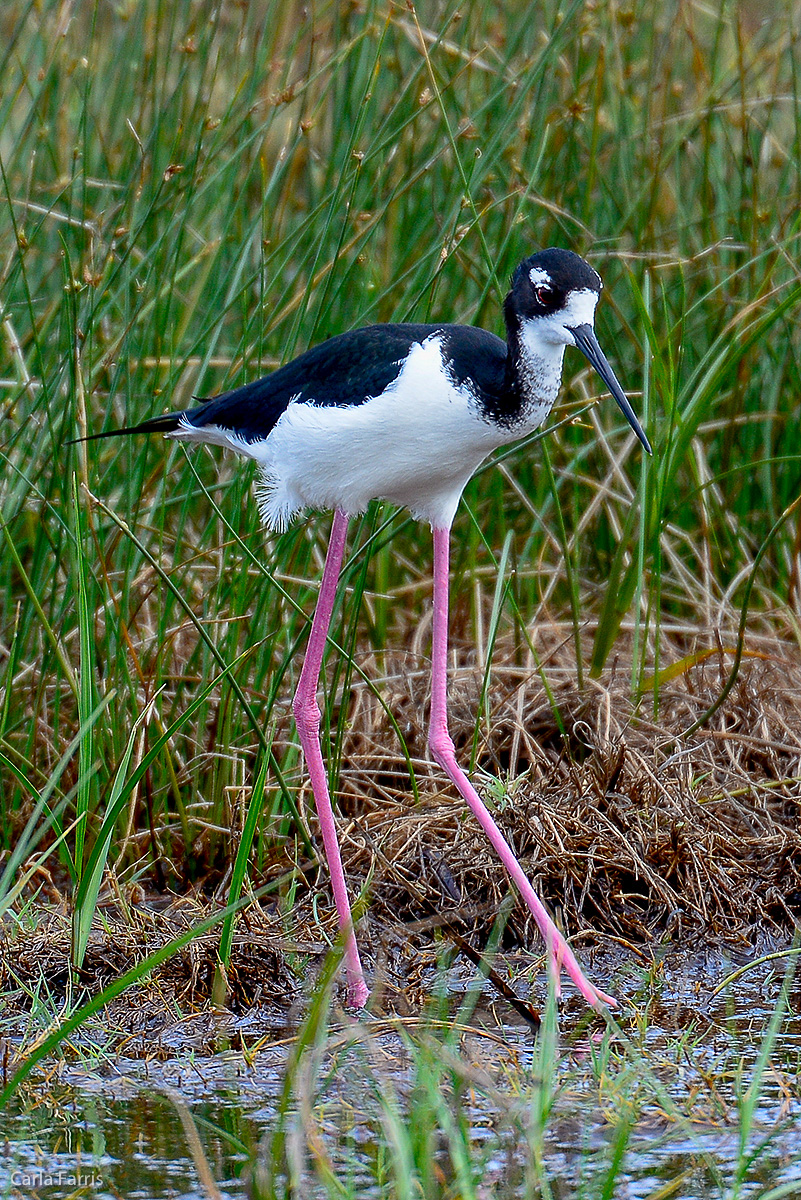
[547,928,616,1009]
[344,975,370,1012]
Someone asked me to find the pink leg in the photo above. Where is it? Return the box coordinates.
[428,526,616,1010]
[293,509,369,1009]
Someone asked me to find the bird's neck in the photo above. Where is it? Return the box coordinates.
[502,302,566,428]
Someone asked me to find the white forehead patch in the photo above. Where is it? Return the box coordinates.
[529,267,552,287]
[561,287,600,327]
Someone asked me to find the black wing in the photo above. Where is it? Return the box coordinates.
[183,323,451,441]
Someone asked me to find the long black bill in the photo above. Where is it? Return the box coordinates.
[569,323,652,455]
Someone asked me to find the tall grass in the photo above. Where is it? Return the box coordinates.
[1,0,800,971]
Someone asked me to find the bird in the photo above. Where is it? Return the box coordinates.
[82,247,651,1012]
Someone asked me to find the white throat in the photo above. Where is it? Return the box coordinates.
[516,327,567,416]
[515,286,600,418]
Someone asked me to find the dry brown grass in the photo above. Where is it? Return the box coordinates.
[328,614,801,958]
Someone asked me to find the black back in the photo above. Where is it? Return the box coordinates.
[182,322,508,441]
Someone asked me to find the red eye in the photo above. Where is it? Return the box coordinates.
[535,285,554,306]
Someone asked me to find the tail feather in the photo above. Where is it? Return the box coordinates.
[68,411,186,445]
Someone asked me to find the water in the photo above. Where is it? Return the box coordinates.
[3,953,800,1199]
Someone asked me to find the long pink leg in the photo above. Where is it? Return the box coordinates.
[293,509,369,1009]
[428,526,616,1009]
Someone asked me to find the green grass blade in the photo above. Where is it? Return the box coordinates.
[216,745,273,980]
[0,883,280,1108]
[71,472,97,877]
[71,701,150,971]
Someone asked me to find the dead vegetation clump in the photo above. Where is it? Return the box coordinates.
[329,618,801,960]
[2,898,299,1037]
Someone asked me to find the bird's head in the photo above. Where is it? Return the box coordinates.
[507,247,602,345]
[506,247,652,454]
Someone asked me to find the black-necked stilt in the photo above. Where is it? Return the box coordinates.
[84,247,651,1011]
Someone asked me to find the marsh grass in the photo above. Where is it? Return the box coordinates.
[2,0,801,1189]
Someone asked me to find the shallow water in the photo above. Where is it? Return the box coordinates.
[3,952,801,1199]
